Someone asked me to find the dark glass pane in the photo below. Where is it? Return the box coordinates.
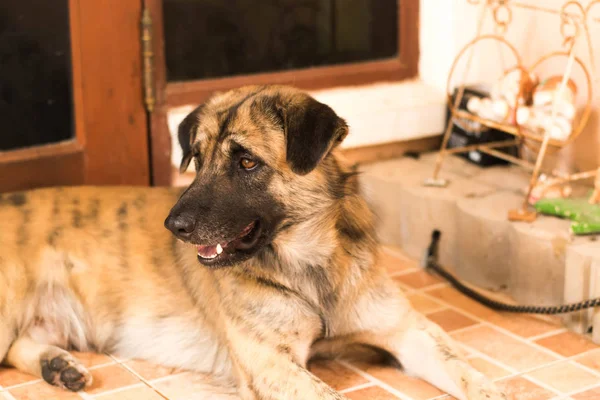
[0,0,74,151]
[164,0,398,82]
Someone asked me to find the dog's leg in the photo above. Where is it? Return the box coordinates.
[0,321,15,365]
[314,290,505,400]
[227,331,347,400]
[315,309,504,400]
[384,310,504,400]
[4,336,92,392]
[233,355,347,400]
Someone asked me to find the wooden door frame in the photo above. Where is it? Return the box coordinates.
[145,0,420,186]
[0,0,150,193]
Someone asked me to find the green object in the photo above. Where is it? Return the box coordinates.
[534,192,600,235]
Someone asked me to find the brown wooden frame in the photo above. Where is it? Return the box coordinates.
[0,0,150,193]
[146,0,420,186]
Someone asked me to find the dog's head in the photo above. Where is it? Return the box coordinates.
[164,85,349,267]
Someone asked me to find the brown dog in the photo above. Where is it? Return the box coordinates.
[0,85,506,399]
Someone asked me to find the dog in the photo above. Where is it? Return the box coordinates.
[0,85,506,399]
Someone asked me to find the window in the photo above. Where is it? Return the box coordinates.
[156,0,418,106]
[164,0,400,82]
[0,0,73,151]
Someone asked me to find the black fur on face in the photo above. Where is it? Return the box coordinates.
[280,95,348,175]
[166,141,287,267]
[177,104,203,173]
[165,86,349,268]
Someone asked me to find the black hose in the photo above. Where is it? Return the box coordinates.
[424,230,600,315]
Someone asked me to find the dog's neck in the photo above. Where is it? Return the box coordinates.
[240,154,379,311]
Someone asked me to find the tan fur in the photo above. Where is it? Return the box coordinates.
[0,86,505,399]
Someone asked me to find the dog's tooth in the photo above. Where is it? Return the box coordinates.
[216,243,223,255]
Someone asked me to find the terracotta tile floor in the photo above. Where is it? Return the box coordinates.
[1,246,599,399]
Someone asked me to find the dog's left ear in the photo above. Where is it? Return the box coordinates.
[177,105,203,173]
[282,96,348,175]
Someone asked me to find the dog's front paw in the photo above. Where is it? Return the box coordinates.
[40,352,93,392]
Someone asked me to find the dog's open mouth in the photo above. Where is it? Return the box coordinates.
[196,220,261,264]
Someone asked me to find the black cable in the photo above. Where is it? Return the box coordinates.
[423,230,600,315]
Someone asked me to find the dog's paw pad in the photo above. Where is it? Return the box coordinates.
[41,354,92,392]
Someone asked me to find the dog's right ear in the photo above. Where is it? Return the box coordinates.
[177,105,203,173]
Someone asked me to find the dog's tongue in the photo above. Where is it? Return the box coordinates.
[197,243,224,259]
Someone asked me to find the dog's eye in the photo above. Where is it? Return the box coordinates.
[240,157,258,171]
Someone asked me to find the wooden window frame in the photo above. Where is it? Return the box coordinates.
[0,0,86,192]
[146,0,419,186]
[0,0,150,193]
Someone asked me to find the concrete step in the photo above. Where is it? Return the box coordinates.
[359,153,600,340]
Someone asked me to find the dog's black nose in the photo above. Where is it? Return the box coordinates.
[164,213,196,240]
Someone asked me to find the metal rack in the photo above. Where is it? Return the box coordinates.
[426,0,600,222]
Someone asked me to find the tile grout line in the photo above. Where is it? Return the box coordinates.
[518,374,563,397]
[0,359,120,394]
[455,342,519,375]
[396,282,450,296]
[108,355,171,400]
[146,371,190,386]
[441,322,484,336]
[481,321,567,361]
[418,291,568,360]
[446,323,482,336]
[417,282,450,292]
[397,286,418,295]
[527,328,568,342]
[427,395,448,400]
[106,352,131,363]
[0,379,43,391]
[84,383,148,398]
[487,348,600,391]
[337,360,414,400]
[1,391,16,400]
[504,355,577,377]
[484,321,580,360]
[565,359,600,378]
[415,292,584,394]
[87,361,119,371]
[339,381,377,394]
[382,246,416,262]
[420,304,448,314]
[388,251,599,397]
[389,267,421,278]
[416,271,598,358]
[342,340,558,400]
[565,381,600,396]
[484,323,566,359]
[417,290,600,396]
